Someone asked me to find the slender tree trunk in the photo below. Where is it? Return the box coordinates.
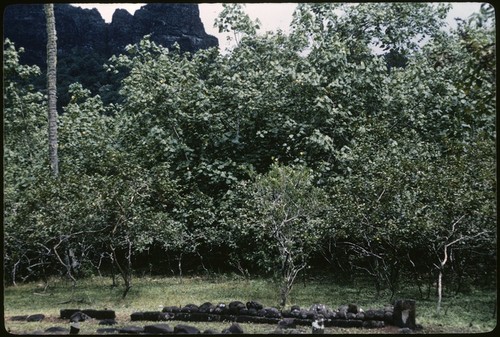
[437,269,443,314]
[44,4,59,176]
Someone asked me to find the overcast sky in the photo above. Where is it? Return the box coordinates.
[72,3,485,51]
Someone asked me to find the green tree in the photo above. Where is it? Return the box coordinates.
[226,164,329,306]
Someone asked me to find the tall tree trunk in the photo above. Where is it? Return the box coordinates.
[44,4,59,176]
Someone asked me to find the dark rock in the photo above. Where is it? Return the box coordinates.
[363,309,376,320]
[70,311,90,323]
[163,306,181,313]
[60,309,81,319]
[44,326,69,334]
[61,309,116,320]
[355,312,365,320]
[348,303,360,314]
[384,310,394,324]
[246,301,264,311]
[4,4,218,68]
[222,322,244,334]
[69,322,81,335]
[182,304,200,313]
[399,327,413,334]
[239,308,249,315]
[190,313,211,322]
[130,312,144,321]
[174,324,200,334]
[393,299,416,329]
[312,315,324,334]
[96,328,118,334]
[26,314,45,322]
[173,312,192,321]
[257,308,267,317]
[305,311,316,320]
[247,308,258,316]
[10,315,28,321]
[309,304,332,317]
[99,318,117,325]
[118,326,145,333]
[130,311,169,321]
[264,307,281,318]
[278,318,296,329]
[83,309,116,319]
[228,301,246,315]
[337,305,348,319]
[374,309,385,320]
[198,302,215,313]
[214,303,228,315]
[362,320,385,328]
[203,329,219,334]
[144,323,174,334]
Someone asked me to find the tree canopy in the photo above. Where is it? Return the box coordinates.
[3,3,496,307]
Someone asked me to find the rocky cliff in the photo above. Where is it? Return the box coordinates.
[3,3,219,66]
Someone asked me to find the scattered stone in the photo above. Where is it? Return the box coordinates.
[26,314,45,322]
[203,328,219,334]
[69,321,81,335]
[44,326,69,334]
[10,315,28,321]
[144,323,174,334]
[174,324,200,334]
[222,322,244,334]
[118,326,145,334]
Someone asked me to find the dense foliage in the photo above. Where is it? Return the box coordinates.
[3,3,496,306]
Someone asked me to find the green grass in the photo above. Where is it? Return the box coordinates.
[3,275,497,334]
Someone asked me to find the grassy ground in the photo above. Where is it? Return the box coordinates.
[3,275,497,334]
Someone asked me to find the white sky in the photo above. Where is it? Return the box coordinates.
[72,3,485,52]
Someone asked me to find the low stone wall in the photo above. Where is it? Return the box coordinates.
[129,299,417,330]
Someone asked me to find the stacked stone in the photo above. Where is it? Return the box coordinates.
[126,300,410,330]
